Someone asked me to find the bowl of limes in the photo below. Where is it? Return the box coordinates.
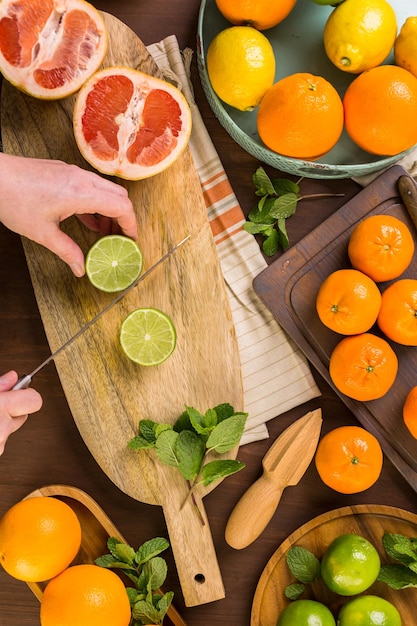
[197,0,416,179]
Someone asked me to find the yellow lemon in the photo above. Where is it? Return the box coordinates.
[395,16,417,79]
[323,0,397,74]
[206,26,275,111]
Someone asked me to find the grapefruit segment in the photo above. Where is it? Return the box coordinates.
[73,67,192,180]
[0,0,107,99]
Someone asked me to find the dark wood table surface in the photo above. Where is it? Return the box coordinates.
[1,2,417,625]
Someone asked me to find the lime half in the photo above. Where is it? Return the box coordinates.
[85,235,143,293]
[120,308,177,366]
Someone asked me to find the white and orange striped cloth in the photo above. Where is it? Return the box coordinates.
[148,36,321,445]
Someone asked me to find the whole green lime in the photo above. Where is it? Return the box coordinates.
[338,595,402,626]
[277,599,336,626]
[321,534,380,596]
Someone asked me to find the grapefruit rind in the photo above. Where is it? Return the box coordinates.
[0,0,108,100]
[73,66,192,180]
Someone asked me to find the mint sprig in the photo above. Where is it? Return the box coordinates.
[284,546,321,599]
[377,533,417,589]
[95,536,173,626]
[243,167,344,256]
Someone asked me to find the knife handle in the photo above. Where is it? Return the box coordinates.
[12,375,32,390]
[225,472,284,550]
[398,175,417,231]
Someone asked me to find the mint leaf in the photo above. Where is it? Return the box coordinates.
[187,406,217,435]
[378,563,417,589]
[128,435,153,450]
[201,459,245,486]
[213,403,235,423]
[176,430,205,480]
[155,430,179,467]
[269,193,298,220]
[253,167,276,196]
[284,582,306,600]
[132,600,162,624]
[135,537,170,566]
[272,177,300,195]
[139,419,158,442]
[142,556,168,591]
[277,217,290,250]
[382,533,417,565]
[206,412,247,453]
[248,197,278,224]
[286,546,321,584]
[263,228,280,257]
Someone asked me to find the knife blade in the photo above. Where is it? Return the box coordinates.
[13,235,190,390]
[225,409,322,549]
[398,175,417,229]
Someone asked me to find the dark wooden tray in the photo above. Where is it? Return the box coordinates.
[253,165,417,492]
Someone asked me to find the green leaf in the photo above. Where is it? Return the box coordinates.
[155,423,172,438]
[128,435,154,450]
[135,537,170,566]
[284,582,306,600]
[107,537,136,564]
[286,546,321,584]
[94,554,134,570]
[277,217,290,250]
[157,590,174,617]
[155,429,180,467]
[132,600,162,625]
[382,533,416,565]
[201,459,245,486]
[125,586,139,606]
[377,563,417,589]
[272,177,300,196]
[269,193,298,220]
[176,430,205,480]
[253,167,276,196]
[173,409,192,433]
[262,228,280,257]
[213,403,235,423]
[248,197,278,224]
[206,412,247,453]
[186,405,217,435]
[139,419,158,442]
[142,556,168,590]
[243,221,273,235]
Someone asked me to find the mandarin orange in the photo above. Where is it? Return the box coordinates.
[257,73,344,160]
[329,333,398,401]
[343,65,417,156]
[316,269,381,335]
[403,386,417,439]
[315,425,383,494]
[348,214,415,282]
[377,279,417,346]
[215,0,297,30]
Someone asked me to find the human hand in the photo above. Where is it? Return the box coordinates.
[0,153,138,277]
[0,371,43,456]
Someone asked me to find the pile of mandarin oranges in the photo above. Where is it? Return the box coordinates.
[207,0,417,160]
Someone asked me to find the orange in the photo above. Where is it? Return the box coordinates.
[377,279,417,346]
[315,425,383,493]
[343,65,417,156]
[403,386,417,439]
[256,73,344,160]
[348,214,415,282]
[329,333,398,401]
[316,269,381,335]
[0,0,107,100]
[40,563,131,626]
[215,0,297,30]
[0,496,81,582]
[395,17,417,79]
[73,66,192,180]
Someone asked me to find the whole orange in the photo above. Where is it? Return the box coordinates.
[315,426,383,493]
[348,214,415,282]
[0,496,81,582]
[40,564,131,626]
[215,0,297,30]
[257,73,344,160]
[329,332,398,401]
[377,279,417,346]
[343,65,417,156]
[403,386,417,439]
[316,268,381,335]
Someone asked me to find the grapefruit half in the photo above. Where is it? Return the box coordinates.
[0,0,107,100]
[73,66,192,180]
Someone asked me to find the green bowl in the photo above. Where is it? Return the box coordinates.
[197,0,414,179]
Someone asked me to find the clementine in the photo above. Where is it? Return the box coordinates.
[343,65,417,156]
[348,214,415,282]
[377,279,417,346]
[403,386,417,439]
[40,564,131,626]
[215,0,297,30]
[329,333,398,401]
[256,72,344,160]
[0,496,81,582]
[316,269,381,335]
[315,425,383,493]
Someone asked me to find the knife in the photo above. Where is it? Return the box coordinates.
[225,409,322,549]
[398,175,417,228]
[12,235,190,390]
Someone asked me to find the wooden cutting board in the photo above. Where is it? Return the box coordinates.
[251,504,417,625]
[1,12,243,607]
[253,165,417,494]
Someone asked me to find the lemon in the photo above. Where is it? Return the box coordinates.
[120,308,176,366]
[323,0,397,74]
[395,17,417,79]
[85,235,143,293]
[206,26,275,111]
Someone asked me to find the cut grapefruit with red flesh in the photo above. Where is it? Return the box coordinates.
[0,0,107,100]
[73,66,192,180]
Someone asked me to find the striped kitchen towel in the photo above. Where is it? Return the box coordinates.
[147,36,321,445]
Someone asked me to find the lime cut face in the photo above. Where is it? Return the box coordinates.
[120,308,177,366]
[85,235,143,293]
